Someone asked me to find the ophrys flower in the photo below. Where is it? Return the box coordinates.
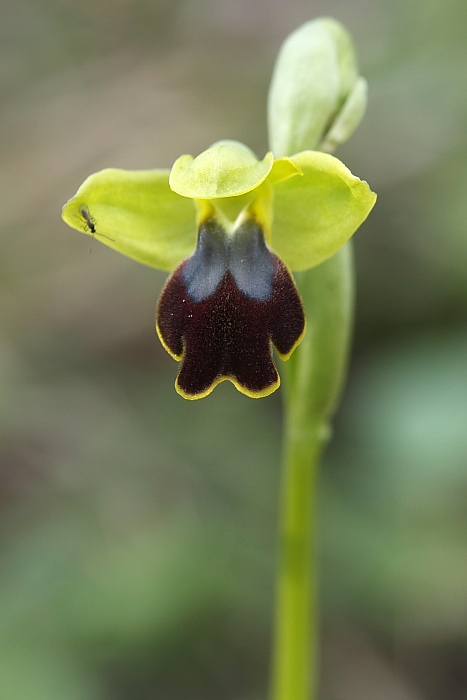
[62,140,375,399]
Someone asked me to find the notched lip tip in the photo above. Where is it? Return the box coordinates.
[175,374,281,400]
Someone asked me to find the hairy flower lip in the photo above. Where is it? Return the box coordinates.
[156,216,306,399]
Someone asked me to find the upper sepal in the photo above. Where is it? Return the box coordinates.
[169,140,274,199]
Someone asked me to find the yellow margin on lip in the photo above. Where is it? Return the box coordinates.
[156,318,183,362]
[275,318,307,361]
[175,372,281,400]
[173,313,307,399]
[157,314,287,399]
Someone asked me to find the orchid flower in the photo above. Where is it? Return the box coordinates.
[62,140,375,399]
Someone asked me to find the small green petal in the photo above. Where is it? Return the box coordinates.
[268,157,303,184]
[271,151,376,271]
[62,168,197,271]
[169,140,274,199]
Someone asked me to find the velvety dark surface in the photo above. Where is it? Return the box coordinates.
[157,253,305,396]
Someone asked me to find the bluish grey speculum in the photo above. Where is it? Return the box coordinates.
[182,218,275,303]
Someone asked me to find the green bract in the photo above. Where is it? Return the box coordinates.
[268,17,368,156]
[62,140,376,273]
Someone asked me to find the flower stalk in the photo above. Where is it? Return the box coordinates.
[268,17,367,700]
[271,245,354,700]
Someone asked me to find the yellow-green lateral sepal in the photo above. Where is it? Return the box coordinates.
[169,140,274,199]
[62,168,197,271]
[271,151,376,271]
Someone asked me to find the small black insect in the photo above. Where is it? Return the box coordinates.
[79,205,114,249]
[79,205,96,233]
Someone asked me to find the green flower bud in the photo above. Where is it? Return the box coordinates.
[268,17,368,156]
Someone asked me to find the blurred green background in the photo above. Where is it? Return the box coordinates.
[1,0,466,698]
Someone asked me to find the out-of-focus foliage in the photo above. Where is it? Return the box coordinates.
[0,1,466,699]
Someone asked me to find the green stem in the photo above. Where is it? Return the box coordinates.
[271,244,354,700]
[271,415,324,700]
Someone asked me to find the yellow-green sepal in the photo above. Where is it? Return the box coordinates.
[61,168,197,271]
[169,140,274,199]
[271,151,376,271]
